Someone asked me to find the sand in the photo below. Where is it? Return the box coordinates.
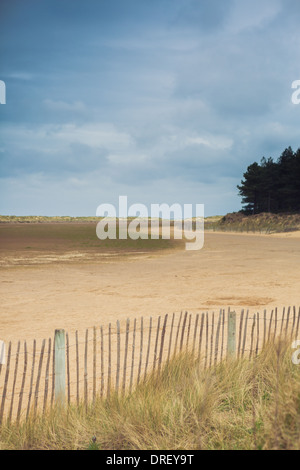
[1,229,300,344]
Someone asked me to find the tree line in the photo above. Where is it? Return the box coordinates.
[237,146,300,214]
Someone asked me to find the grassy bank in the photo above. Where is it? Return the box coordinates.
[1,339,299,450]
[205,212,300,234]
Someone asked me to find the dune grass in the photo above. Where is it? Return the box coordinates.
[0,339,299,450]
[205,212,300,234]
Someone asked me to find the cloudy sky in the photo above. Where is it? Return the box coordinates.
[1,0,300,217]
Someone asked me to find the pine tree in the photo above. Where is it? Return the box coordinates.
[237,147,300,214]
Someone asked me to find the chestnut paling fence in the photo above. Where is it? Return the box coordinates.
[0,306,300,424]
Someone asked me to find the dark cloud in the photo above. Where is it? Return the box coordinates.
[0,0,299,216]
[0,138,108,178]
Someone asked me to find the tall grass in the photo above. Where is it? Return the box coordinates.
[0,339,299,450]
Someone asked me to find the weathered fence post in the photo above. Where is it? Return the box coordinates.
[54,329,66,407]
[227,311,236,358]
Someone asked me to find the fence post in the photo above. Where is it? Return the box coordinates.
[227,311,236,358]
[54,329,66,407]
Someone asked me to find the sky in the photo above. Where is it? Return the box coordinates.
[0,0,300,217]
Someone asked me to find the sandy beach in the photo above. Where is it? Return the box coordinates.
[1,227,299,344]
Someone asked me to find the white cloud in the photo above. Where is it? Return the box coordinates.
[185,135,233,150]
[226,0,282,34]
[52,123,134,150]
[2,122,134,154]
[43,99,87,112]
[8,72,34,80]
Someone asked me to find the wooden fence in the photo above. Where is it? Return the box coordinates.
[0,306,299,424]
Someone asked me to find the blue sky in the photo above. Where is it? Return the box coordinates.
[0,0,300,217]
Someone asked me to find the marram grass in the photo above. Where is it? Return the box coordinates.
[0,339,299,450]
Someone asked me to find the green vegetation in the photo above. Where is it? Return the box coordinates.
[205,212,300,234]
[0,215,100,223]
[238,146,300,214]
[1,339,299,450]
[0,218,183,254]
